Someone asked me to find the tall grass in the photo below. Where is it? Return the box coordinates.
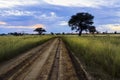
[62,36,120,79]
[0,35,53,62]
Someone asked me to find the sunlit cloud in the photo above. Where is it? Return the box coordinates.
[107,24,120,31]
[0,24,45,29]
[0,21,7,25]
[97,24,120,32]
[33,24,46,29]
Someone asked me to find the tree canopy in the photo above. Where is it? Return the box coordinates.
[88,26,96,34]
[68,12,95,36]
[34,28,46,35]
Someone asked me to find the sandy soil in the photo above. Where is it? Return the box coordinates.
[0,38,88,80]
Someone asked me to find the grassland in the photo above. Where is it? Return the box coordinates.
[0,35,53,62]
[62,35,120,79]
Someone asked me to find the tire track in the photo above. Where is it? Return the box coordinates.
[0,38,90,80]
[0,38,57,80]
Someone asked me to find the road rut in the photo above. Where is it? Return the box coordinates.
[0,38,88,80]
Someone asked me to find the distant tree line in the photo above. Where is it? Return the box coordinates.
[8,32,24,36]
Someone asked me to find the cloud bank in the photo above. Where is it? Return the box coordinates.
[43,0,120,8]
[97,24,120,32]
[0,0,39,8]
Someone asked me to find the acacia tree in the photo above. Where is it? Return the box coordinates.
[68,12,94,36]
[34,28,46,35]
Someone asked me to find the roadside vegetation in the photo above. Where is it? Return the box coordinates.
[62,35,120,79]
[0,35,53,62]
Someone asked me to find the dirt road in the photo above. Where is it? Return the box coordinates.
[0,38,89,80]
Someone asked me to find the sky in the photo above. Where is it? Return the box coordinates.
[0,0,120,34]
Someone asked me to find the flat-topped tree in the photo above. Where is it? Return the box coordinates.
[68,12,94,36]
[34,28,46,35]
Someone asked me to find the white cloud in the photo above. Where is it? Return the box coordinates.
[59,21,68,26]
[0,21,7,25]
[43,12,57,19]
[43,0,120,8]
[0,10,35,16]
[35,12,62,21]
[97,24,120,32]
[0,0,39,8]
[0,26,33,29]
[0,24,45,29]
[50,12,56,16]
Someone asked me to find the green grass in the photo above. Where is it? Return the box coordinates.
[62,35,120,79]
[0,35,53,62]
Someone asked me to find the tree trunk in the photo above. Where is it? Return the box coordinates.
[39,32,42,35]
[78,30,82,36]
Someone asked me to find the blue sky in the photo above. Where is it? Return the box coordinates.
[0,0,120,34]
